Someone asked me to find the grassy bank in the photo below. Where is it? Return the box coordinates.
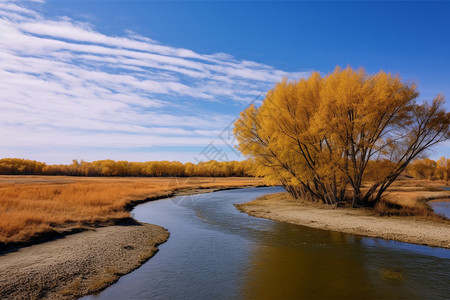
[236,180,450,248]
[372,179,450,218]
[0,176,264,248]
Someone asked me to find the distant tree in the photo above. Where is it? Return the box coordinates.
[0,158,46,175]
[408,158,437,180]
[234,66,449,207]
[0,158,254,177]
[408,157,450,181]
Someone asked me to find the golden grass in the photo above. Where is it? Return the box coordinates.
[0,176,263,245]
[59,277,83,296]
[87,267,121,293]
[370,179,450,219]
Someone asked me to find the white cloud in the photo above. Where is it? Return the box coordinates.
[0,0,309,163]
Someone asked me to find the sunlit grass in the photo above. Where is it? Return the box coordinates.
[0,176,263,245]
[373,179,450,218]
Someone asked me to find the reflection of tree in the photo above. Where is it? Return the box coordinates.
[242,223,374,299]
[240,222,441,299]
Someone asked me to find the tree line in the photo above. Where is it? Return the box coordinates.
[408,157,450,181]
[234,67,449,207]
[0,156,448,181]
[0,158,255,177]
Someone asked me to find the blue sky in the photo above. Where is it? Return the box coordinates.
[1,0,449,164]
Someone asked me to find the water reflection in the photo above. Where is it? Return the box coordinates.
[82,187,450,300]
[243,226,376,299]
[242,221,450,299]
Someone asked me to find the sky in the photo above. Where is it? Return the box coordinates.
[1,0,449,164]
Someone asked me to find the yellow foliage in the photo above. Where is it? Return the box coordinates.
[0,158,255,177]
[234,66,449,206]
[408,157,449,180]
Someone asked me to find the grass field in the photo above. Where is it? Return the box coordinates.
[1,176,447,247]
[372,179,450,217]
[0,176,264,246]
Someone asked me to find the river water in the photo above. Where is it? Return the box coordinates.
[430,201,450,219]
[429,187,450,219]
[83,187,450,299]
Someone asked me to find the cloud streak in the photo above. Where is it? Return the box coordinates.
[0,0,309,163]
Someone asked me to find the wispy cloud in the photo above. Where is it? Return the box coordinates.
[0,0,309,163]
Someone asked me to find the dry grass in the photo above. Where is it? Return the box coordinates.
[355,179,450,221]
[374,200,434,217]
[60,277,83,296]
[0,176,263,246]
[374,179,450,219]
[87,267,121,293]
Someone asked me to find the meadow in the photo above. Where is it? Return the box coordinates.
[0,176,264,246]
[372,179,450,218]
[1,174,447,249]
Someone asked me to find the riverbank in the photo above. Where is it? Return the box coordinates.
[236,192,450,249]
[0,176,264,249]
[0,177,265,299]
[0,222,169,300]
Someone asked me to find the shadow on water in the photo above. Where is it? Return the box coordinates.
[82,187,450,300]
[242,222,449,299]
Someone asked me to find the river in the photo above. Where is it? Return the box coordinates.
[429,187,450,219]
[82,187,450,299]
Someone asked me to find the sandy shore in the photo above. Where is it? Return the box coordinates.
[236,193,450,249]
[0,223,169,300]
[0,184,264,299]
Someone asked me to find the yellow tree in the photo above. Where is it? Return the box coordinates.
[435,156,449,180]
[408,158,437,180]
[234,66,449,206]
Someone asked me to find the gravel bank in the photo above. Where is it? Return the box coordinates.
[236,193,450,249]
[0,223,169,299]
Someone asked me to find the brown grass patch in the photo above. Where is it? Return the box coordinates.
[374,200,432,216]
[87,274,118,294]
[60,277,83,296]
[375,179,449,220]
[86,267,122,293]
[0,176,263,246]
[375,197,449,222]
